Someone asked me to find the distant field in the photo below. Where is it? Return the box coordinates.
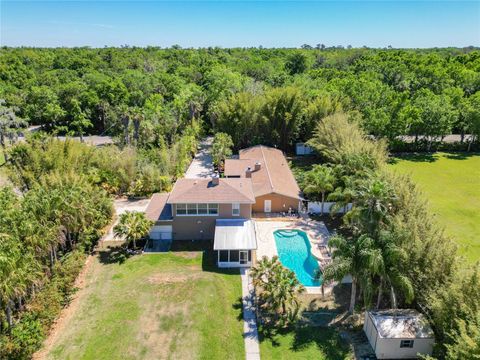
[390,152,480,262]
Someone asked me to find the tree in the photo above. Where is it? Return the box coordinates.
[462,91,480,151]
[285,52,308,75]
[373,230,414,309]
[413,89,457,151]
[114,211,153,249]
[211,132,233,168]
[323,234,378,313]
[251,256,305,326]
[303,164,335,215]
[347,175,397,237]
[0,100,26,162]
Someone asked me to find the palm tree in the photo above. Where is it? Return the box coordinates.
[350,176,397,236]
[327,174,357,215]
[374,230,414,309]
[323,234,378,313]
[251,256,305,325]
[114,211,153,249]
[303,164,335,215]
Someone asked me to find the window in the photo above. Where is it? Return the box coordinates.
[232,203,240,216]
[198,203,208,215]
[229,250,239,262]
[219,250,229,262]
[400,340,414,348]
[208,203,219,215]
[187,204,197,215]
[176,204,219,216]
[176,204,187,215]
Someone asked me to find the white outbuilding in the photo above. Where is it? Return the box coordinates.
[363,309,435,359]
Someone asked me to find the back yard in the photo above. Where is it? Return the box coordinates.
[390,152,480,262]
[36,241,355,360]
[38,243,245,360]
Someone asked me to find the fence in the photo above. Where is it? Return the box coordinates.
[307,202,353,214]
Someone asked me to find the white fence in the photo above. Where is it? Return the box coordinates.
[307,202,353,214]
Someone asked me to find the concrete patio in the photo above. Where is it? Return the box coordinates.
[254,218,333,294]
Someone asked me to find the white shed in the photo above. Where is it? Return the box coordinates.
[364,309,435,359]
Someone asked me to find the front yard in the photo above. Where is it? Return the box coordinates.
[40,243,245,360]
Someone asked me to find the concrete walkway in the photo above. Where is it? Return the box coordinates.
[185,136,215,178]
[240,268,261,360]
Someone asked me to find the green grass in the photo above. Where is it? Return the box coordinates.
[46,247,244,360]
[390,152,480,262]
[259,325,352,360]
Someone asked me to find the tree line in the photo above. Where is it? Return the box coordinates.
[1,47,479,153]
[304,111,479,359]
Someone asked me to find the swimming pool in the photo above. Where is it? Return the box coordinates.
[274,229,322,287]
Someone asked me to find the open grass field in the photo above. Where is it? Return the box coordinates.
[390,152,480,262]
[40,244,245,360]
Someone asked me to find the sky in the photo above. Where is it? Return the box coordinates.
[1,1,479,48]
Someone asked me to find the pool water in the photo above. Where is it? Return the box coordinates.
[274,230,322,287]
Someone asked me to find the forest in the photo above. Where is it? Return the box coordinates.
[1,47,480,153]
[0,46,479,359]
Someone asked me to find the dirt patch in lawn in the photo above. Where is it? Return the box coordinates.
[147,269,204,284]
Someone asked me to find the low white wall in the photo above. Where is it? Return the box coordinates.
[308,202,353,214]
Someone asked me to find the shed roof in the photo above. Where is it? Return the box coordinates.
[167,178,255,204]
[225,145,302,200]
[214,219,257,250]
[368,310,435,339]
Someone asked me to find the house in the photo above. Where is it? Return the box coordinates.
[145,193,173,240]
[224,145,302,213]
[363,309,435,359]
[144,145,302,266]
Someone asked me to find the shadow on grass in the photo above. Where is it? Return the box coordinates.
[97,244,128,265]
[443,152,480,160]
[258,323,351,360]
[389,152,438,164]
[232,297,244,322]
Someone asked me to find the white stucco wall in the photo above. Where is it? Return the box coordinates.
[374,338,434,359]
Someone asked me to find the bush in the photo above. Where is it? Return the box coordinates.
[0,250,87,360]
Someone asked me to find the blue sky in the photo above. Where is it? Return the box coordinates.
[1,1,479,48]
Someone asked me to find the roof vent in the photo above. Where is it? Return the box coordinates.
[254,162,261,171]
[211,172,220,186]
[245,167,252,178]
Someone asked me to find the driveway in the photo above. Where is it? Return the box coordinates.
[184,137,215,178]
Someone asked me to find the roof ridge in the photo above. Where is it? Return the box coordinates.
[260,145,274,193]
[222,178,254,202]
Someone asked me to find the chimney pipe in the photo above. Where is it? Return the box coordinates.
[254,162,261,171]
[245,167,252,178]
[212,172,220,185]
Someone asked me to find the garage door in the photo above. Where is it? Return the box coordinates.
[150,225,173,240]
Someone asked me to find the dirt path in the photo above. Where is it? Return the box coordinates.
[33,254,97,360]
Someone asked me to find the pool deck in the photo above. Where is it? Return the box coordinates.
[254,218,334,295]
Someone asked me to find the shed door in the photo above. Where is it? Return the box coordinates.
[264,200,272,213]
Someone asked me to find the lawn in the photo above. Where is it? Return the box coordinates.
[42,244,245,360]
[390,152,480,262]
[259,325,352,360]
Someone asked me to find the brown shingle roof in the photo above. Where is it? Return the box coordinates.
[145,193,172,221]
[226,145,301,200]
[167,178,255,204]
